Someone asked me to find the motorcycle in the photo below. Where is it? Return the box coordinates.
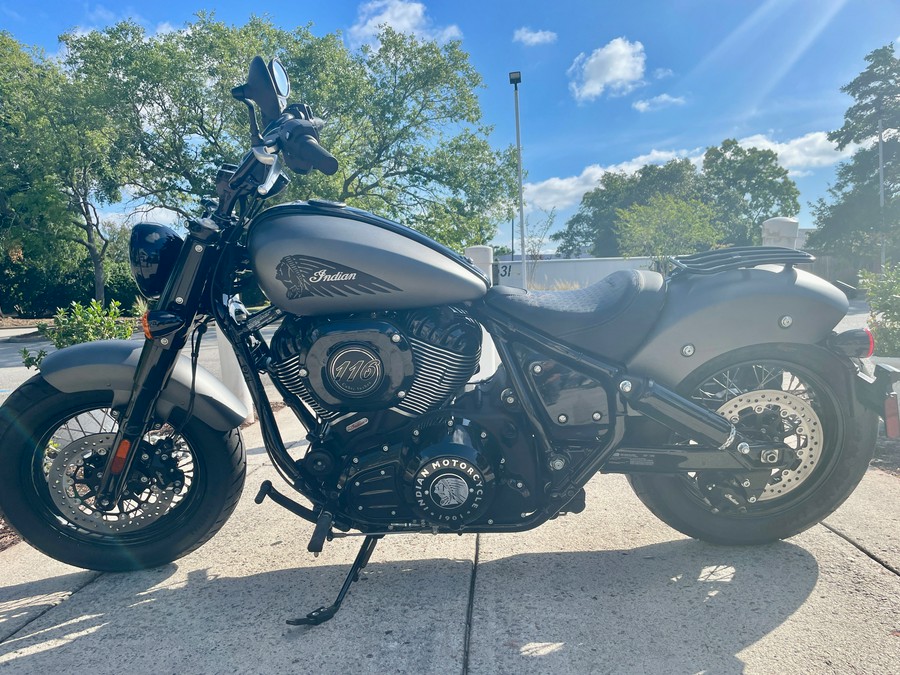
[1,57,898,626]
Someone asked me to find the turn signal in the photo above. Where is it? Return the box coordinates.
[826,328,875,358]
[142,310,184,340]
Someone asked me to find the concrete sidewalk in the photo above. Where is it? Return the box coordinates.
[1,407,899,674]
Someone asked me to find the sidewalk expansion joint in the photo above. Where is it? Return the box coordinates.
[821,522,900,577]
[460,533,480,675]
[1,571,104,645]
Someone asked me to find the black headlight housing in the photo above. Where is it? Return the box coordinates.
[129,222,184,299]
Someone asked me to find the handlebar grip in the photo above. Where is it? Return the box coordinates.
[293,136,339,176]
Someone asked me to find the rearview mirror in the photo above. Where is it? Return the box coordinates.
[231,56,283,130]
[269,58,290,98]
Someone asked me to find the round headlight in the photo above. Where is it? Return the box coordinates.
[129,223,184,299]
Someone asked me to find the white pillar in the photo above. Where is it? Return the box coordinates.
[465,245,499,379]
[762,217,800,249]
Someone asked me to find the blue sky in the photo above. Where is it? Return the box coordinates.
[2,0,899,248]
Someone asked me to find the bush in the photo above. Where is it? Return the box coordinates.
[105,260,141,313]
[859,266,900,356]
[0,257,93,318]
[21,300,135,369]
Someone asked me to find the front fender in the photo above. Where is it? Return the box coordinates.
[40,340,249,431]
[627,266,848,386]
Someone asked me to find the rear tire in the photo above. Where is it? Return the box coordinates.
[0,376,245,570]
[628,344,877,545]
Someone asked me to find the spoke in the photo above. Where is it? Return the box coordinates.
[753,364,783,390]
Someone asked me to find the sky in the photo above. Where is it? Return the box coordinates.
[2,0,899,250]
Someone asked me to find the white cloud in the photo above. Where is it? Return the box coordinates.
[524,148,702,211]
[568,37,646,102]
[525,130,859,214]
[737,131,857,172]
[349,0,462,45]
[633,93,686,113]
[85,4,118,24]
[154,22,177,36]
[653,67,673,79]
[513,27,557,46]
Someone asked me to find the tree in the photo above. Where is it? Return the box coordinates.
[806,44,900,261]
[0,32,132,305]
[550,140,799,258]
[616,195,721,266]
[701,139,800,246]
[551,159,701,257]
[61,16,515,250]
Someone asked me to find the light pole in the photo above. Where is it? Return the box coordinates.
[510,71,527,290]
[879,117,886,269]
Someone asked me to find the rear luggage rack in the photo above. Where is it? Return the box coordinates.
[667,246,815,278]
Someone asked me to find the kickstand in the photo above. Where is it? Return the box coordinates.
[287,535,381,626]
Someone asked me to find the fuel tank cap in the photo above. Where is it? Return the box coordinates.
[308,199,346,208]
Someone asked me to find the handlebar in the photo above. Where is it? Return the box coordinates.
[258,116,338,177]
[285,134,339,176]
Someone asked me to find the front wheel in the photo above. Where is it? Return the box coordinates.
[0,376,245,570]
[628,344,877,545]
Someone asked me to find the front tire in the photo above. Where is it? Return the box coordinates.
[628,344,877,545]
[0,376,245,570]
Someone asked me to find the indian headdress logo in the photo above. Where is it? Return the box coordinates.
[275,255,402,299]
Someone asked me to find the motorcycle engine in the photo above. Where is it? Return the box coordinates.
[269,306,482,419]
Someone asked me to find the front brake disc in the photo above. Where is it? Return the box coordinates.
[47,433,179,534]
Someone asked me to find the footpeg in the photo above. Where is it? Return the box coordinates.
[308,511,333,553]
[254,480,273,504]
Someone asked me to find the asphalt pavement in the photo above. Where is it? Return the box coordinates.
[0,300,899,673]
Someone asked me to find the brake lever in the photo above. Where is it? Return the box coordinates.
[257,153,285,196]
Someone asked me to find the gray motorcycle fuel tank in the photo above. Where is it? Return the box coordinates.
[249,201,489,316]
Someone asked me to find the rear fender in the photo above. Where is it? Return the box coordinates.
[39,340,248,431]
[627,265,848,387]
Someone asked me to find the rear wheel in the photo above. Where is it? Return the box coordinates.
[0,376,245,570]
[628,344,877,545]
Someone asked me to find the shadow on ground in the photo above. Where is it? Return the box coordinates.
[0,540,817,674]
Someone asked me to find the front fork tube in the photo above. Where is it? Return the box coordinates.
[94,219,222,509]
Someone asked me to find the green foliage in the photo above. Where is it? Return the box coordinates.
[104,260,140,312]
[3,16,516,307]
[56,17,514,251]
[0,240,93,317]
[1,32,131,305]
[701,139,799,246]
[807,44,899,261]
[860,266,900,355]
[551,160,702,258]
[21,300,134,369]
[617,195,721,268]
[551,145,797,258]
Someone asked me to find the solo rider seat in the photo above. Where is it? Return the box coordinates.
[484,269,666,363]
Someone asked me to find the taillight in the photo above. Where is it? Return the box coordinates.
[865,327,875,358]
[826,328,875,358]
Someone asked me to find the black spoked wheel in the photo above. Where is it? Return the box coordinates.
[0,376,245,570]
[628,344,877,545]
